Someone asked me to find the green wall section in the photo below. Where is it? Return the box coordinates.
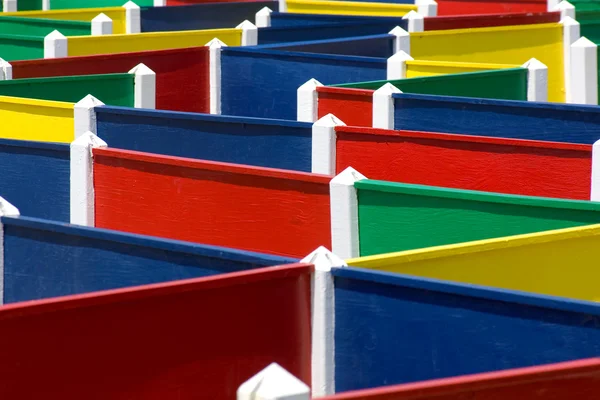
[0,35,45,61]
[581,21,600,43]
[0,17,91,36]
[356,180,600,256]
[15,0,44,10]
[0,74,135,107]
[49,0,153,8]
[570,0,600,12]
[332,68,528,101]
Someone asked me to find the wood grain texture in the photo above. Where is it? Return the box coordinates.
[258,34,395,58]
[2,8,128,34]
[317,87,373,127]
[335,126,591,200]
[392,93,600,144]
[2,215,297,303]
[220,48,386,119]
[436,0,546,16]
[0,16,91,36]
[356,179,600,256]
[93,148,332,258]
[96,106,313,171]
[0,34,44,61]
[11,47,210,113]
[332,266,600,393]
[0,263,312,399]
[0,140,69,222]
[323,358,600,400]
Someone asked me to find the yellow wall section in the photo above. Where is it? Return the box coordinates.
[66,28,242,56]
[410,23,565,102]
[406,60,520,78]
[2,8,127,34]
[0,96,74,143]
[286,0,417,16]
[347,224,600,302]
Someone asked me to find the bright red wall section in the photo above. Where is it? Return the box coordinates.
[317,87,373,127]
[0,264,313,400]
[424,11,560,30]
[436,0,546,16]
[10,47,210,113]
[335,126,592,200]
[93,148,332,258]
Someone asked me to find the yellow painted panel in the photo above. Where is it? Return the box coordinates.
[0,96,74,143]
[406,60,520,78]
[410,23,565,102]
[286,0,417,16]
[67,28,242,56]
[2,8,127,34]
[347,224,600,302]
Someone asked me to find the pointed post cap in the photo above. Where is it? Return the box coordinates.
[71,131,108,148]
[374,82,402,95]
[45,30,67,40]
[388,50,414,62]
[205,37,228,48]
[301,246,347,271]
[298,78,323,91]
[522,58,547,70]
[0,197,19,218]
[572,36,597,48]
[237,363,310,400]
[128,63,155,76]
[330,166,367,185]
[389,26,409,36]
[75,94,105,108]
[402,10,424,19]
[256,6,273,15]
[560,15,579,26]
[554,0,575,11]
[122,1,140,9]
[237,20,258,29]
[92,12,112,22]
[314,113,345,128]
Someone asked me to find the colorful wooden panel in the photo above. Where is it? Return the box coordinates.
[0,16,91,36]
[0,0,42,11]
[259,34,395,58]
[435,0,546,16]
[167,0,263,4]
[0,264,312,398]
[0,34,45,61]
[286,0,417,16]
[404,60,518,78]
[92,148,331,258]
[47,0,153,8]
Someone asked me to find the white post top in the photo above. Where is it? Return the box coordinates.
[0,197,19,218]
[237,363,310,400]
[301,246,347,271]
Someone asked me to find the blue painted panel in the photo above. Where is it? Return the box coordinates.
[258,23,402,46]
[333,267,600,392]
[0,139,69,222]
[2,216,298,303]
[268,13,407,28]
[256,34,395,58]
[392,93,600,144]
[221,48,386,119]
[140,1,278,32]
[95,106,313,172]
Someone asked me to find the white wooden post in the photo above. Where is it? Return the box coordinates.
[570,37,598,105]
[388,26,410,55]
[415,0,437,17]
[548,0,560,12]
[256,7,273,28]
[42,0,50,10]
[123,1,141,34]
[44,30,68,59]
[562,16,580,102]
[70,132,108,227]
[279,0,287,12]
[154,0,166,5]
[553,1,575,19]
[238,363,310,400]
[402,10,424,33]
[0,197,19,306]
[297,78,323,122]
[237,20,258,46]
[387,50,413,80]
[312,114,345,175]
[330,167,367,259]
[74,95,105,139]
[373,83,401,129]
[522,58,548,102]
[129,63,156,109]
[0,58,12,80]
[206,38,227,115]
[302,246,347,397]
[91,13,113,35]
[592,139,600,201]
[2,0,16,12]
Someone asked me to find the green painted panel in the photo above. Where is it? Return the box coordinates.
[356,180,600,256]
[581,21,600,43]
[0,17,91,36]
[49,0,153,8]
[0,35,44,61]
[17,0,44,10]
[332,68,528,101]
[570,0,600,12]
[0,73,135,107]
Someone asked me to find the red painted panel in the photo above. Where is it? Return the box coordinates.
[167,0,262,5]
[0,264,313,400]
[323,358,600,400]
[335,126,592,200]
[317,87,373,127]
[424,11,560,30]
[10,47,210,113]
[93,148,332,258]
[436,0,546,16]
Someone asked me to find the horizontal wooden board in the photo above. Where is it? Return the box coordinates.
[0,34,44,61]
[0,16,90,36]
[405,60,517,78]
[258,34,395,58]
[317,87,373,127]
[49,0,153,8]
[286,0,417,16]
[436,0,546,16]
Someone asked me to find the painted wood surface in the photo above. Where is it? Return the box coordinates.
[580,20,600,44]
[0,73,135,106]
[167,0,263,4]
[322,358,600,400]
[49,0,153,8]
[0,263,312,399]
[332,266,600,392]
[221,48,385,119]
[0,96,73,143]
[435,0,546,16]
[95,106,313,171]
[356,179,600,256]
[260,23,401,46]
[404,60,517,78]
[348,223,600,303]
[286,0,417,16]
[0,140,69,222]
[318,87,374,127]
[258,34,395,58]
[3,215,297,303]
[92,148,331,258]
[66,28,242,57]
[0,34,44,61]
[392,93,600,144]
[141,1,277,32]
[411,23,564,102]
[11,47,210,113]
[0,16,91,36]
[0,0,42,11]
[334,126,591,200]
